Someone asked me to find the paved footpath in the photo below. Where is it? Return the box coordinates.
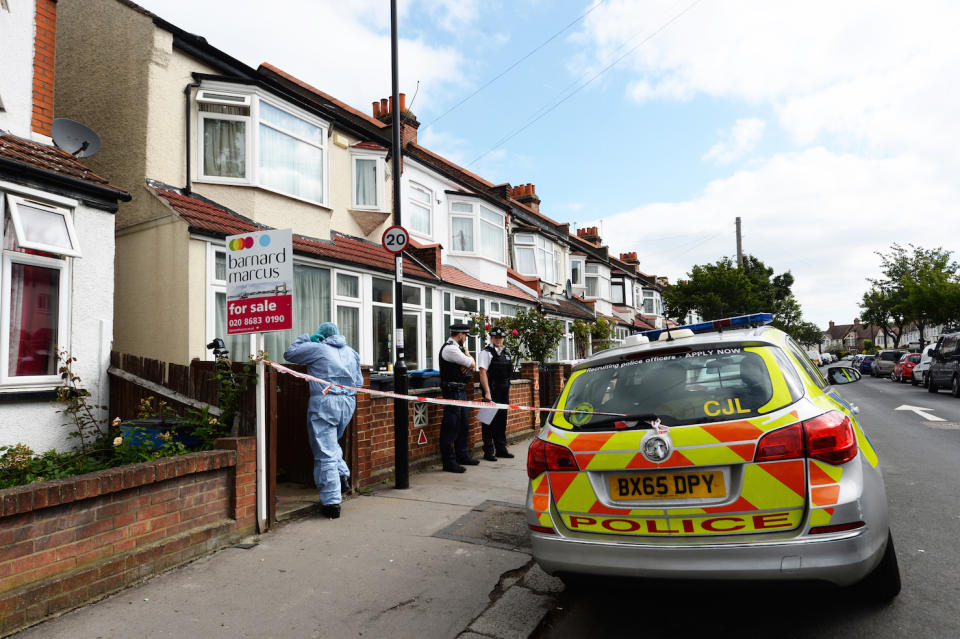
[14,436,563,639]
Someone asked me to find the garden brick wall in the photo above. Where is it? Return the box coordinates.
[352,363,541,486]
[0,437,256,636]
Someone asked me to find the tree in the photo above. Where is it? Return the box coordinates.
[862,244,960,347]
[791,321,824,349]
[663,253,818,345]
[860,287,898,348]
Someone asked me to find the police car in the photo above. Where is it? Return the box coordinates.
[526,313,900,601]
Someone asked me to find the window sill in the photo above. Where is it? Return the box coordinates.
[193,179,331,211]
[0,387,61,402]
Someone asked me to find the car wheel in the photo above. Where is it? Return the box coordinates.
[929,377,938,393]
[856,532,902,603]
[911,375,918,386]
[952,376,960,398]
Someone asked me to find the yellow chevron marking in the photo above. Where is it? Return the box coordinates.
[531,474,548,494]
[740,464,805,509]
[808,508,833,526]
[811,459,843,482]
[678,445,748,466]
[554,473,599,512]
[538,512,553,527]
[584,452,636,470]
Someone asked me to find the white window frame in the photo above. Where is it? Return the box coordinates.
[448,198,506,264]
[513,233,560,284]
[5,194,82,257]
[351,151,386,211]
[610,277,625,305]
[407,182,433,238]
[643,290,661,315]
[0,248,71,387]
[334,270,362,350]
[585,263,610,300]
[570,257,584,287]
[196,82,330,207]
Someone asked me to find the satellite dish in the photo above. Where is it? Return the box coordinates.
[52,118,102,158]
[565,279,573,298]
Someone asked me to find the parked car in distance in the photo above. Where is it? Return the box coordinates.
[859,355,875,374]
[851,354,863,369]
[928,332,960,397]
[912,344,936,387]
[872,350,906,378]
[891,353,921,383]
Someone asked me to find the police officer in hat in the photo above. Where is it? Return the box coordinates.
[438,322,478,472]
[477,326,514,461]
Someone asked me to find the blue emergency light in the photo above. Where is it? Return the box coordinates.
[638,312,774,341]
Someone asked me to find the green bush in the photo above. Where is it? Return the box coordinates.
[0,353,253,490]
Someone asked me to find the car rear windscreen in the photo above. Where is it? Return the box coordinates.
[552,345,804,429]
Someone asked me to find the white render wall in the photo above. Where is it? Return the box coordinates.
[2,202,115,454]
[0,0,36,138]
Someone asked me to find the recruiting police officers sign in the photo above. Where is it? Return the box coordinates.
[225,229,293,335]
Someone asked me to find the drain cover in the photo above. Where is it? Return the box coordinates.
[435,500,530,551]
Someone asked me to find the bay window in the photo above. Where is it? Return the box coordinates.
[1,194,76,386]
[585,263,610,300]
[449,199,505,263]
[209,247,331,361]
[611,278,625,305]
[408,183,432,236]
[352,152,386,211]
[643,290,662,315]
[513,233,560,284]
[570,257,584,287]
[198,86,328,206]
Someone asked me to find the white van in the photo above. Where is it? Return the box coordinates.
[912,343,936,387]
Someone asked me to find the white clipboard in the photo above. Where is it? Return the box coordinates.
[477,405,499,425]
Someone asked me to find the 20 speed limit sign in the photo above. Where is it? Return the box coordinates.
[381,225,410,254]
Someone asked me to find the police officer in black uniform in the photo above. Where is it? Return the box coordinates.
[477,326,514,461]
[438,322,478,473]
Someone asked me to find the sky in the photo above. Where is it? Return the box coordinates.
[132,0,960,330]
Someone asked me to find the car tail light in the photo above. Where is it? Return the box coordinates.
[754,411,858,465]
[804,411,858,464]
[809,521,864,534]
[755,423,804,462]
[527,438,580,478]
[528,524,556,534]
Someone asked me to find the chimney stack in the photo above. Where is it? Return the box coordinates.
[32,0,57,137]
[373,92,420,146]
[577,226,602,245]
[829,321,835,328]
[510,183,541,213]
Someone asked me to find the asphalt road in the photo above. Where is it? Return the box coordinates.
[532,367,960,639]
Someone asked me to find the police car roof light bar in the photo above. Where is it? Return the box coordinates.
[637,312,774,341]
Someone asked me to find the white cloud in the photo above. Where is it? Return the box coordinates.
[580,0,960,159]
[703,118,766,165]
[134,0,468,114]
[597,148,959,328]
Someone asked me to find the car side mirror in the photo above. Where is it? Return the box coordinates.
[827,366,861,385]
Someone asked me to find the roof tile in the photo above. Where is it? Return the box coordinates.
[0,133,128,195]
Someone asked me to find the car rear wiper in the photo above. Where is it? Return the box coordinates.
[571,413,660,431]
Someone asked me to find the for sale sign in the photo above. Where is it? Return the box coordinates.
[225,228,293,335]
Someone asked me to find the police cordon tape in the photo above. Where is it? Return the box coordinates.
[266,361,626,418]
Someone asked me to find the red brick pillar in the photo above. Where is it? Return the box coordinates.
[519,363,540,431]
[213,437,256,533]
[353,368,373,485]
